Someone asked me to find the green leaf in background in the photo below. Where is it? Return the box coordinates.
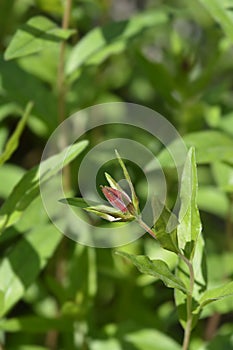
[219,112,233,137]
[59,197,95,209]
[0,140,88,232]
[0,57,57,133]
[0,164,25,198]
[0,101,33,166]
[177,148,202,259]
[66,10,168,76]
[198,0,233,43]
[116,251,187,293]
[125,328,182,350]
[135,52,178,107]
[197,186,230,219]
[4,16,76,60]
[0,224,61,316]
[194,281,233,314]
[0,102,21,123]
[0,315,72,332]
[157,131,233,167]
[212,162,233,193]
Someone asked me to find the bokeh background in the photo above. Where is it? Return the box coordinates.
[0,0,233,349]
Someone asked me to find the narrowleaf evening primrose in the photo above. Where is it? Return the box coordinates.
[84,150,157,240]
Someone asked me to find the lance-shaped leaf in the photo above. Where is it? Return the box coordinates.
[116,251,187,293]
[193,281,233,315]
[105,172,124,191]
[115,150,140,214]
[177,147,202,259]
[0,102,33,166]
[85,204,135,222]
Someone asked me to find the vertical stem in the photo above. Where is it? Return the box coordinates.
[179,254,194,350]
[45,2,73,349]
[57,0,73,192]
[57,0,72,125]
[136,217,157,240]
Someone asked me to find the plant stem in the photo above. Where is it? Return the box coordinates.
[57,0,72,125]
[136,217,157,240]
[179,254,194,350]
[57,0,73,192]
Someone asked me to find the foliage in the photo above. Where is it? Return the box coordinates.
[0,0,233,349]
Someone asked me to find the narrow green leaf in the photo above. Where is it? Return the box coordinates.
[4,16,76,60]
[116,251,187,293]
[0,140,88,232]
[66,10,168,75]
[0,224,61,316]
[177,148,202,259]
[115,150,139,214]
[84,205,133,222]
[194,281,233,314]
[198,0,233,43]
[105,172,123,191]
[0,102,33,166]
[59,197,96,208]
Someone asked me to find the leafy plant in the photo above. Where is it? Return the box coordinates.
[62,149,233,349]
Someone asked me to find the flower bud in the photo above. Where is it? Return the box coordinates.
[101,186,131,213]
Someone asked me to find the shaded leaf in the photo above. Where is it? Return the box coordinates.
[0,101,33,166]
[0,58,57,132]
[0,315,72,332]
[0,224,62,316]
[152,197,180,254]
[198,0,233,43]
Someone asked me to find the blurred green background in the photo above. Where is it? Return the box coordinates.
[0,0,233,349]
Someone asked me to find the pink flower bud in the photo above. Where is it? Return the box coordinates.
[101,186,131,213]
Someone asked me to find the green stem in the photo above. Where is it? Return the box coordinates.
[179,254,194,350]
[57,0,73,193]
[136,216,157,240]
